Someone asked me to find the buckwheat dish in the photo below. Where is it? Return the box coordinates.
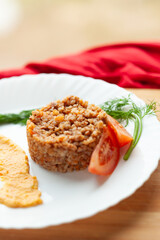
[27,96,108,172]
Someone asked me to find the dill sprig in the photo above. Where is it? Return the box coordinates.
[0,109,34,125]
[101,95,157,160]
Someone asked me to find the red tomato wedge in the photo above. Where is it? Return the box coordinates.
[106,114,133,147]
[88,126,120,176]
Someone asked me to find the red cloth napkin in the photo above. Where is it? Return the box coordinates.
[0,42,160,88]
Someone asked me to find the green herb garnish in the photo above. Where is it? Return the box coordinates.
[0,109,34,125]
[101,95,157,160]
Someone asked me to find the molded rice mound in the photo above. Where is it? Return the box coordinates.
[27,96,108,172]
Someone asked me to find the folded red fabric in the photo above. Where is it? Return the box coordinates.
[0,42,160,88]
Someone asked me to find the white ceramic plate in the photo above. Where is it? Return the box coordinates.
[0,74,159,229]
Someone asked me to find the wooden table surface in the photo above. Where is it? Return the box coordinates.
[0,89,160,240]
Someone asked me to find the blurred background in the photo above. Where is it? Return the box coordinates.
[0,0,160,70]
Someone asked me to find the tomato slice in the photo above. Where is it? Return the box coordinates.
[88,126,120,176]
[106,114,133,147]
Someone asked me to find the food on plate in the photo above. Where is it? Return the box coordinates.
[0,135,42,208]
[26,96,133,175]
[0,95,156,161]
[27,96,109,173]
[1,94,155,177]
